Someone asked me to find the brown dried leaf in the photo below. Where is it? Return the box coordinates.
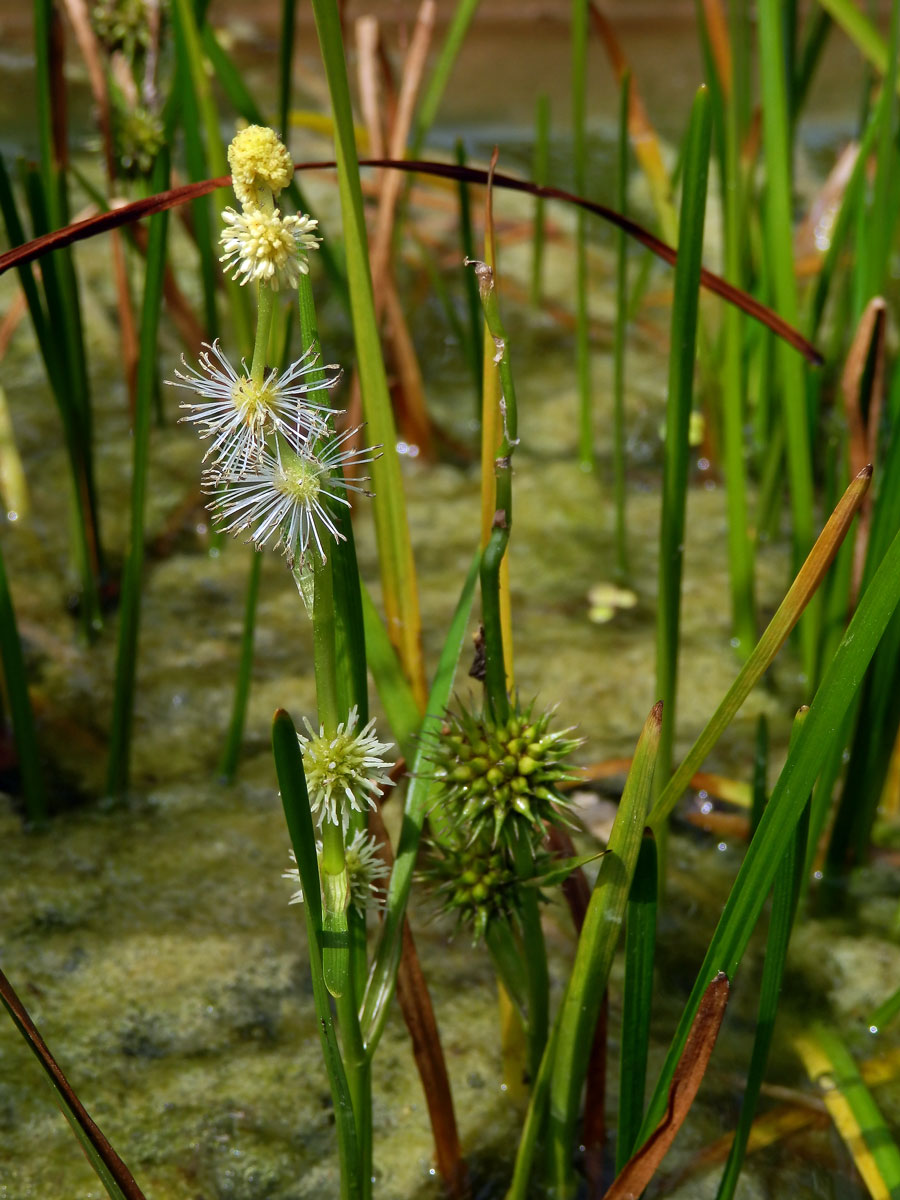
[369,807,468,1197]
[602,973,731,1200]
[841,297,886,601]
[0,967,148,1200]
[0,162,824,365]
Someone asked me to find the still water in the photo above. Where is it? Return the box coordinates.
[1,6,897,1198]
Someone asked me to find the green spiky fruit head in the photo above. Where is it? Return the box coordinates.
[420,835,519,942]
[430,700,582,848]
[113,103,164,177]
[92,0,152,57]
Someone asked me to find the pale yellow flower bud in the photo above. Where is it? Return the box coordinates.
[227,125,294,208]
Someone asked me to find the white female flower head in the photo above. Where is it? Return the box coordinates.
[169,341,340,475]
[203,425,379,566]
[219,206,321,292]
[283,831,390,914]
[298,706,394,829]
[227,124,294,208]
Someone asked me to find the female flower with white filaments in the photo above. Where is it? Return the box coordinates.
[170,340,340,475]
[172,124,381,570]
[203,425,378,567]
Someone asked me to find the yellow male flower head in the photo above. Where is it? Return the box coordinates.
[227,125,294,208]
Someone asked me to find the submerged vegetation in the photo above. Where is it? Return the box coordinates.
[2,1,900,1198]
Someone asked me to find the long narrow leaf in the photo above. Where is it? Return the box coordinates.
[716,717,810,1200]
[794,1025,900,1200]
[639,518,900,1141]
[818,0,895,77]
[309,0,427,707]
[759,0,816,677]
[0,540,46,824]
[616,832,657,1169]
[273,710,361,1200]
[360,550,480,1053]
[409,0,482,155]
[106,156,170,796]
[655,85,711,786]
[650,465,871,829]
[0,161,825,365]
[361,585,420,765]
[548,702,663,1197]
[606,974,730,1200]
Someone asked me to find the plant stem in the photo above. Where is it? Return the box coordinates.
[274,711,361,1200]
[250,283,275,383]
[613,71,630,583]
[472,253,518,723]
[313,552,341,737]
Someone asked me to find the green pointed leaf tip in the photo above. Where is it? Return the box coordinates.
[272,708,323,929]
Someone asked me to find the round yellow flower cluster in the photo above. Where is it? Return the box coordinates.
[227,124,294,207]
[219,125,321,291]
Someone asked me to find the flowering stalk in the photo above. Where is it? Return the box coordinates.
[299,273,379,1194]
[250,281,275,384]
[297,270,369,731]
[468,243,554,1080]
[273,711,362,1200]
[173,124,388,1200]
[469,254,518,724]
[313,549,352,1000]
[217,247,275,783]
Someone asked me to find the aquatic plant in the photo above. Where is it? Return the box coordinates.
[2,5,900,1200]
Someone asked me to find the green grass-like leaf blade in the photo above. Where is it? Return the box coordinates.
[273,709,361,1200]
[549,702,663,1196]
[655,84,711,784]
[360,549,480,1053]
[640,518,900,1142]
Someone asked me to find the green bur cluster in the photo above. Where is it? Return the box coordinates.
[91,0,151,55]
[431,702,582,847]
[423,840,520,941]
[422,702,582,940]
[113,104,164,177]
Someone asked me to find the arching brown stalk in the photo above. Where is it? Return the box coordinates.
[0,158,823,365]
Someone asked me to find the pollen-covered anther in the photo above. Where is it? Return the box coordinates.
[227,124,294,207]
[219,206,321,292]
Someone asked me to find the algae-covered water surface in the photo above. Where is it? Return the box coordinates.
[2,4,900,1199]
